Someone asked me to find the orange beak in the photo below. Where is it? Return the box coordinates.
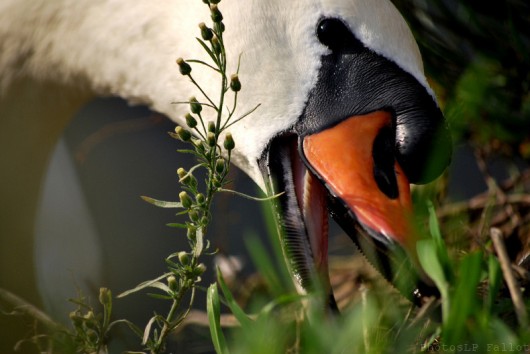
[302,111,420,265]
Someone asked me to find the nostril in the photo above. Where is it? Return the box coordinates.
[373,126,399,199]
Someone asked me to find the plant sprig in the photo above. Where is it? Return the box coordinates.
[118,1,257,353]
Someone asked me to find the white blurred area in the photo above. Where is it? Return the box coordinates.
[35,138,103,323]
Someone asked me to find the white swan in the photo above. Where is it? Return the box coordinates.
[0,0,451,315]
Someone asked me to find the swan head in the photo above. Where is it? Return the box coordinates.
[172,0,452,304]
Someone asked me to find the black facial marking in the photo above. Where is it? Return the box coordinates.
[297,18,452,184]
[317,18,364,54]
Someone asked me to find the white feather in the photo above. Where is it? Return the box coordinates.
[0,0,429,189]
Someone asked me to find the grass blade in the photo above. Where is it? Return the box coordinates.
[207,283,229,354]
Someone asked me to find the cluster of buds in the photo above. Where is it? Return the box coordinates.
[68,308,101,350]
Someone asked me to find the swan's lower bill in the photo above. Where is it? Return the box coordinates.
[260,111,439,309]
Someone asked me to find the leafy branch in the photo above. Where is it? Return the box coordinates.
[118,0,259,352]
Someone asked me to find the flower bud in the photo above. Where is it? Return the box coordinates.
[167,275,178,292]
[196,193,205,204]
[175,126,191,141]
[208,121,216,133]
[207,132,216,147]
[187,227,196,240]
[179,191,193,209]
[69,312,83,328]
[98,287,112,306]
[176,57,192,76]
[189,97,202,114]
[189,209,200,222]
[177,167,192,185]
[212,36,221,54]
[210,4,223,23]
[178,251,190,265]
[214,21,225,33]
[230,74,241,92]
[223,133,235,151]
[212,177,222,188]
[195,263,207,275]
[199,22,213,41]
[87,330,98,343]
[215,158,226,174]
[185,113,197,129]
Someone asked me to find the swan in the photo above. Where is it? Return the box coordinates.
[0,0,451,314]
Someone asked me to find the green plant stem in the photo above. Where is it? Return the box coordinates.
[152,283,190,354]
[0,287,64,332]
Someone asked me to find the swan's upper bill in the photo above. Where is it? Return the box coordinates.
[0,0,452,305]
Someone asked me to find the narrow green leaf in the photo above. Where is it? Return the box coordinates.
[486,255,502,312]
[417,240,446,289]
[196,38,219,66]
[143,316,157,345]
[107,319,143,339]
[259,293,307,317]
[141,196,183,209]
[207,284,228,354]
[166,223,188,229]
[216,268,252,327]
[445,252,483,343]
[117,273,172,298]
[245,235,285,297]
[218,188,284,201]
[147,293,174,300]
[417,239,449,309]
[187,59,222,73]
[427,201,453,280]
[194,228,204,258]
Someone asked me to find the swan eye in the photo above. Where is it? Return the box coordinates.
[317,18,363,53]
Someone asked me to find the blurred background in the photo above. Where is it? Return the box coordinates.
[1,0,529,353]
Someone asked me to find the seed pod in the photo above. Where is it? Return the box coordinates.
[199,22,213,41]
[176,58,192,76]
[223,132,235,151]
[185,113,197,129]
[179,191,193,209]
[175,126,191,141]
[230,74,241,92]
